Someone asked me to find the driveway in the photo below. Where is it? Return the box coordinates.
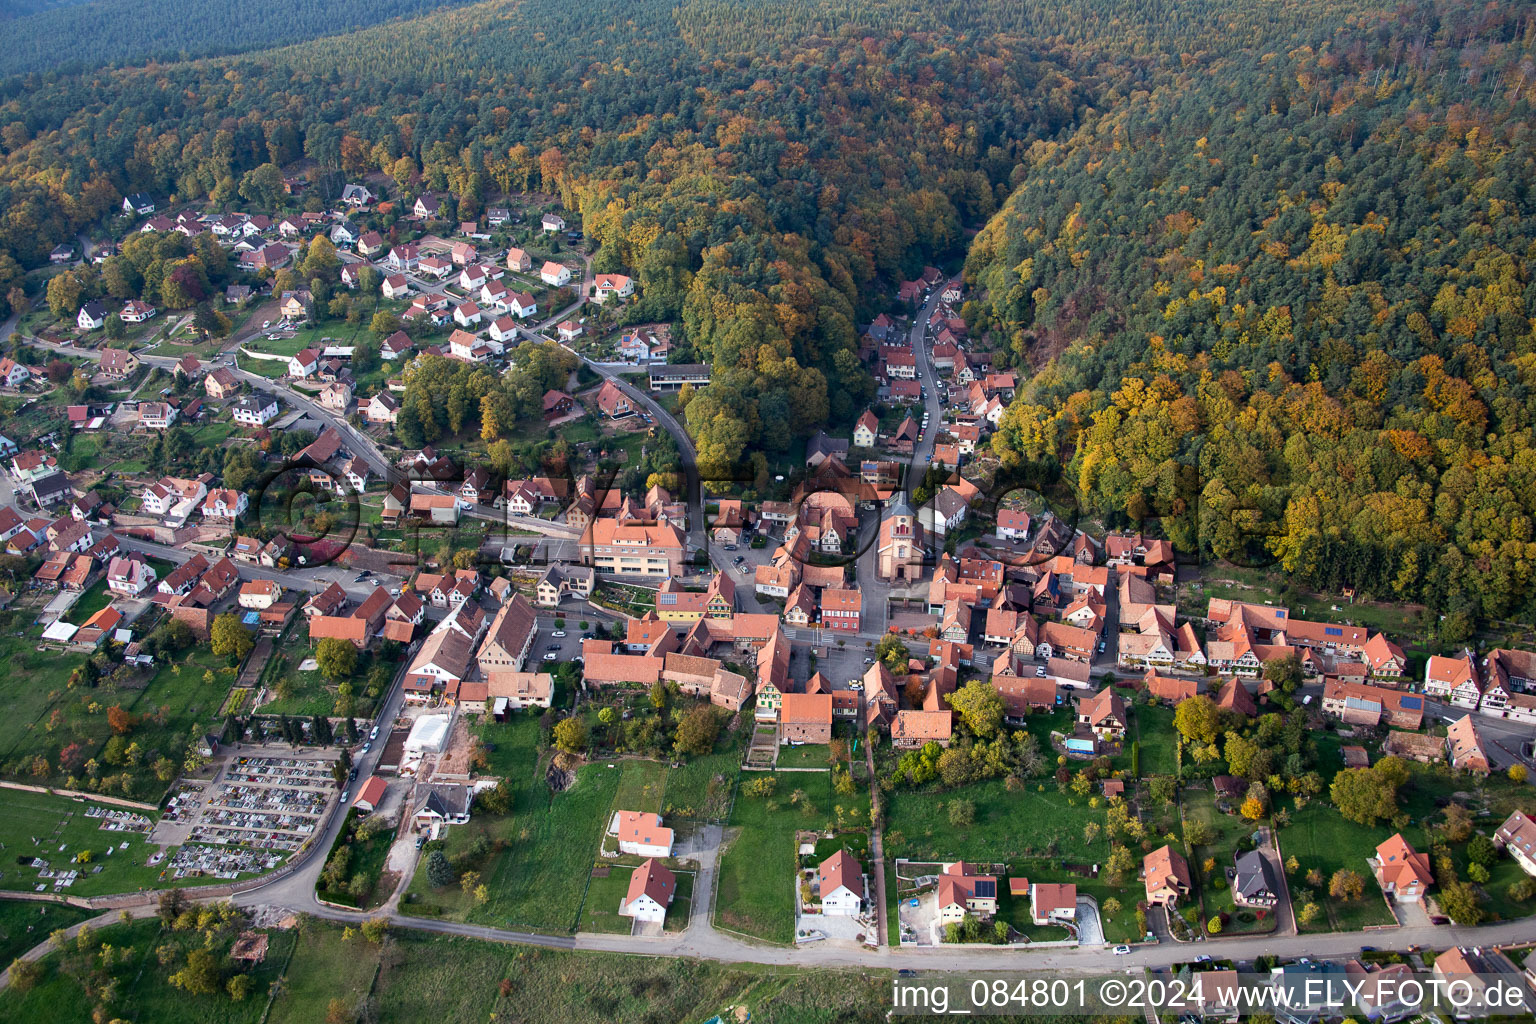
[1075,896,1105,945]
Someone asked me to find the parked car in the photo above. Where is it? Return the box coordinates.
[543,652,559,661]
[1113,945,1132,955]
[369,727,379,740]
[551,630,566,637]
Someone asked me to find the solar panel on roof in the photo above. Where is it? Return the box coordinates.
[1401,696,1422,709]
[972,879,996,898]
[1325,626,1343,636]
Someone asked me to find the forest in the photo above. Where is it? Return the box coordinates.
[969,1,1536,622]
[0,0,477,76]
[0,0,1533,618]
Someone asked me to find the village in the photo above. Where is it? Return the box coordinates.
[0,173,1534,1005]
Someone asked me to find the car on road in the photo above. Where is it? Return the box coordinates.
[1194,955,1212,964]
[354,572,369,582]
[543,652,559,661]
[1302,694,1314,705]
[1113,945,1132,955]
[551,630,566,638]
[262,320,271,328]
[864,657,874,665]
[362,743,370,754]
[897,969,917,978]
[339,790,349,804]
[1359,946,1376,953]
[348,767,357,780]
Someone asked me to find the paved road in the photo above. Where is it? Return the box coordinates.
[116,535,395,600]
[18,325,391,477]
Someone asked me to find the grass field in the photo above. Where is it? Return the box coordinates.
[267,922,382,1024]
[775,744,837,770]
[1182,788,1276,935]
[611,759,668,814]
[0,899,93,964]
[66,577,114,624]
[579,867,694,934]
[403,717,622,932]
[1277,798,1398,932]
[2,915,904,1024]
[715,772,843,944]
[662,745,741,820]
[883,779,1110,864]
[0,916,296,1024]
[1132,704,1179,776]
[315,808,395,909]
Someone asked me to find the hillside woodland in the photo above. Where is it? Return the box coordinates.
[1,0,1534,618]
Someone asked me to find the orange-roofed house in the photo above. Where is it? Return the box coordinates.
[1029,882,1077,926]
[1076,687,1127,741]
[611,810,674,858]
[816,849,864,916]
[619,858,675,925]
[892,709,952,749]
[352,776,388,814]
[1445,715,1492,774]
[779,693,833,745]
[936,862,998,923]
[1370,833,1432,902]
[1142,845,1191,907]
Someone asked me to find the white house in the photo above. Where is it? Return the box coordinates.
[540,261,571,287]
[816,850,864,916]
[77,301,107,331]
[382,274,411,300]
[488,317,520,344]
[234,579,280,611]
[288,349,319,378]
[611,810,673,858]
[458,264,488,292]
[541,212,566,233]
[0,358,31,389]
[120,300,156,323]
[507,292,537,319]
[619,859,675,925]
[232,394,279,427]
[593,274,633,302]
[201,488,248,521]
[453,302,482,328]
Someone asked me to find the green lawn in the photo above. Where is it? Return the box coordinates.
[1182,788,1276,935]
[403,716,621,932]
[611,759,668,814]
[661,744,741,821]
[1277,799,1399,932]
[67,577,114,624]
[715,772,850,943]
[0,916,295,1024]
[315,808,395,909]
[0,623,236,802]
[0,899,93,965]
[884,779,1110,864]
[266,922,382,1024]
[234,353,287,378]
[579,867,693,934]
[1132,704,1179,776]
[775,743,836,770]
